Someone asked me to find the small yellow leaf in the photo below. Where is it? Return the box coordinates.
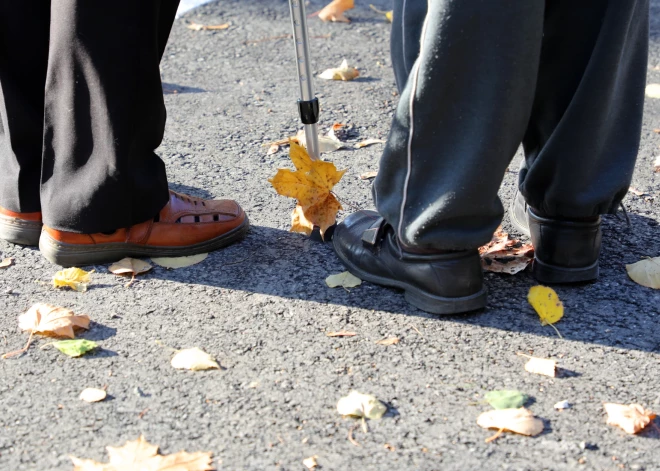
[318,59,360,81]
[375,337,399,346]
[325,271,362,288]
[171,347,220,371]
[625,257,660,289]
[337,391,387,419]
[316,0,354,23]
[151,253,208,269]
[109,258,152,276]
[53,267,92,292]
[604,403,656,434]
[524,356,557,377]
[477,408,544,438]
[80,388,107,403]
[528,285,563,325]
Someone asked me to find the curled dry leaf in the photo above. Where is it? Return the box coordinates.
[479,228,534,275]
[0,257,13,268]
[295,128,344,153]
[604,403,656,434]
[187,22,230,31]
[53,267,92,292]
[152,253,208,269]
[375,337,399,346]
[19,303,90,339]
[109,257,152,277]
[523,356,557,377]
[318,59,360,81]
[269,141,346,239]
[80,388,107,403]
[485,390,529,410]
[303,456,318,470]
[477,408,544,438]
[645,83,660,98]
[267,144,280,155]
[337,391,387,419]
[326,331,357,337]
[359,171,378,180]
[52,339,98,357]
[625,257,660,289]
[355,138,385,148]
[71,435,214,471]
[171,347,220,371]
[316,0,354,23]
[325,271,362,288]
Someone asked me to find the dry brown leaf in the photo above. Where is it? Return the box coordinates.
[319,59,360,81]
[604,403,656,434]
[316,0,354,23]
[267,144,280,155]
[625,257,660,289]
[151,253,208,269]
[359,171,378,180]
[171,348,220,371]
[326,331,356,337]
[375,337,399,346]
[188,22,229,31]
[70,435,214,471]
[0,257,13,268]
[477,408,544,440]
[109,258,152,277]
[479,228,534,275]
[523,356,557,377]
[355,138,385,148]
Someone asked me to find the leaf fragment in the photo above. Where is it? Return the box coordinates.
[477,408,544,438]
[625,257,660,289]
[654,155,660,172]
[375,337,399,346]
[80,388,107,403]
[109,258,152,277]
[604,403,656,434]
[188,22,229,31]
[554,400,571,410]
[295,128,345,153]
[52,339,98,357]
[369,5,393,22]
[528,285,564,326]
[0,257,13,268]
[70,435,215,471]
[315,0,354,23]
[303,456,318,470]
[359,171,378,180]
[337,391,387,419]
[523,356,557,377]
[53,267,92,292]
[318,59,360,81]
[479,228,534,275]
[645,83,660,98]
[485,390,529,410]
[355,138,385,148]
[151,253,208,269]
[171,347,220,371]
[326,331,356,337]
[325,271,362,288]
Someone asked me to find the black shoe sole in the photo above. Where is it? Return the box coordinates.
[532,257,599,284]
[0,215,42,246]
[334,242,487,315]
[39,217,250,267]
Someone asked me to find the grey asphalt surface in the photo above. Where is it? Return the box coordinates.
[1,1,660,470]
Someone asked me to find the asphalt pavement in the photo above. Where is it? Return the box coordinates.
[1,1,659,470]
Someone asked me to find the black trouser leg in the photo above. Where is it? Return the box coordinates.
[375,0,648,251]
[0,0,51,213]
[40,0,180,233]
[520,0,648,218]
[390,0,427,92]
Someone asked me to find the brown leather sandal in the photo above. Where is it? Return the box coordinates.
[39,191,249,267]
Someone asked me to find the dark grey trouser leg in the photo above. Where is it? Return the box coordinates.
[375,0,544,251]
[390,0,427,92]
[40,0,180,233]
[520,0,649,218]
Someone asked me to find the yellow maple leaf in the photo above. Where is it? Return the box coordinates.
[71,435,215,471]
[269,141,345,239]
[53,267,92,292]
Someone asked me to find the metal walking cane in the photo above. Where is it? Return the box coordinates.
[288,0,321,161]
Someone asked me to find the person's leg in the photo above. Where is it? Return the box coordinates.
[40,0,180,234]
[390,0,427,92]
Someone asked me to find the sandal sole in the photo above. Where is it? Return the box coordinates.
[0,215,42,246]
[39,217,250,267]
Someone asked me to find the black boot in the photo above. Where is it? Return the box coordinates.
[510,193,601,283]
[333,211,487,315]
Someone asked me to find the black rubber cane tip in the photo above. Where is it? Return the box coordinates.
[310,223,337,243]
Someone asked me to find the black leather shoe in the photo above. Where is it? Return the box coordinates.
[332,211,487,315]
[509,192,601,283]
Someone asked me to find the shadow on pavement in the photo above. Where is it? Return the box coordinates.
[162,82,206,95]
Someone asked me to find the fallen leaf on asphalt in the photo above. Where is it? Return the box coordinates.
[187,22,230,31]
[528,285,564,338]
[171,347,220,371]
[375,337,399,346]
[355,138,385,148]
[80,388,107,403]
[654,155,660,172]
[485,390,529,410]
[479,228,534,275]
[326,271,362,288]
[522,355,557,377]
[295,128,345,153]
[70,435,214,471]
[319,59,360,81]
[267,143,280,155]
[0,257,12,268]
[625,257,660,289]
[629,187,647,197]
[315,0,354,23]
[151,253,208,269]
[53,267,92,292]
[369,4,393,22]
[303,456,318,470]
[645,83,660,98]
[337,391,387,419]
[2,304,90,358]
[269,140,346,239]
[359,171,378,180]
[604,403,656,434]
[109,258,152,277]
[52,339,98,357]
[554,400,571,410]
[326,331,357,337]
[477,408,544,438]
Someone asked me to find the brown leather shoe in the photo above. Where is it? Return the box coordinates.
[0,207,43,246]
[39,191,249,267]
